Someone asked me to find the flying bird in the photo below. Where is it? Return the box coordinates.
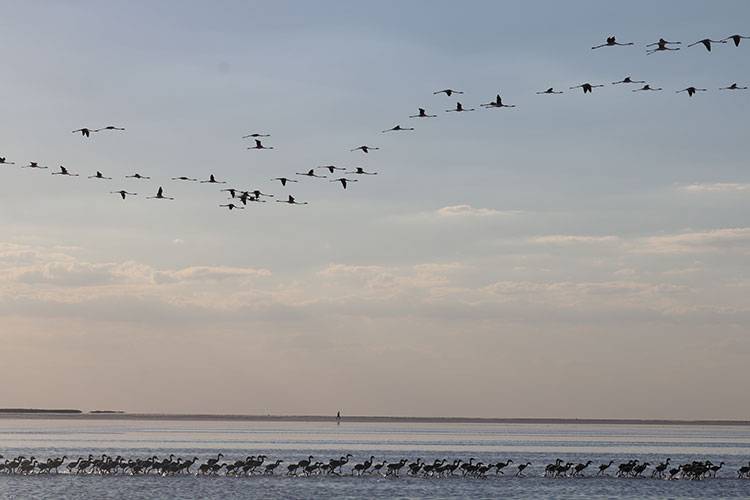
[632,84,662,92]
[111,190,137,200]
[409,108,437,118]
[330,178,358,189]
[646,38,681,54]
[296,169,327,178]
[220,203,245,210]
[722,34,750,47]
[382,125,415,132]
[719,83,748,90]
[687,38,727,52]
[591,36,634,49]
[446,102,475,112]
[88,171,112,179]
[536,88,563,94]
[171,176,198,181]
[94,126,125,132]
[481,94,516,108]
[570,83,604,94]
[22,162,47,169]
[248,139,274,150]
[242,133,270,139]
[271,177,298,186]
[676,86,707,97]
[200,174,226,184]
[147,186,174,200]
[220,188,238,198]
[126,173,150,180]
[350,145,379,153]
[433,89,463,96]
[347,167,377,175]
[72,128,94,137]
[612,76,645,85]
[52,166,79,176]
[276,195,308,205]
[317,165,346,174]
[0,157,15,165]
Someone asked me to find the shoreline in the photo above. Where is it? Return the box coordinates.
[0,412,748,426]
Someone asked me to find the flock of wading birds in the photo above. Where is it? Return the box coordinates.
[2,453,750,481]
[1,33,749,211]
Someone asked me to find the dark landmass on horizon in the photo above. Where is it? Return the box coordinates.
[0,409,748,426]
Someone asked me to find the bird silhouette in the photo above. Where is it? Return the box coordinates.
[296,169,327,178]
[719,83,749,90]
[88,171,112,179]
[220,203,245,210]
[481,94,516,108]
[126,173,150,180]
[276,195,308,205]
[147,187,174,200]
[409,108,437,118]
[248,139,274,150]
[536,87,563,94]
[200,174,226,184]
[350,146,379,153]
[220,188,238,198]
[687,38,727,52]
[612,76,645,85]
[52,166,78,176]
[646,38,681,54]
[111,190,137,200]
[171,176,198,181]
[317,165,346,174]
[330,178,358,189]
[433,89,463,96]
[570,83,604,94]
[242,133,270,139]
[0,157,15,165]
[94,126,125,132]
[22,162,47,169]
[677,86,707,97]
[382,125,415,132]
[446,102,475,112]
[271,177,298,186]
[722,34,750,47]
[632,84,662,92]
[591,36,634,49]
[72,128,93,137]
[347,167,377,175]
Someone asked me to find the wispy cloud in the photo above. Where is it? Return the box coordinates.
[530,235,620,245]
[679,182,750,193]
[636,228,750,254]
[436,204,517,217]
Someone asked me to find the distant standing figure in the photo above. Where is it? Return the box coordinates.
[336,411,341,425]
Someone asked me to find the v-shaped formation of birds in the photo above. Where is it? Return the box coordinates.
[1,33,747,211]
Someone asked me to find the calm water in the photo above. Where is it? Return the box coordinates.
[1,418,750,499]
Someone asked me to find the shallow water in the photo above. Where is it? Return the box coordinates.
[1,418,749,499]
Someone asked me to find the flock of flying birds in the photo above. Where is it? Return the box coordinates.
[1,33,748,211]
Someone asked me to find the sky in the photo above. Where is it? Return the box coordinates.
[1,0,749,419]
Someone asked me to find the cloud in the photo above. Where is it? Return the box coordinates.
[679,182,750,193]
[436,204,514,217]
[530,235,620,245]
[635,228,750,254]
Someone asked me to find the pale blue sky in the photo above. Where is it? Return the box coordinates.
[1,1,749,418]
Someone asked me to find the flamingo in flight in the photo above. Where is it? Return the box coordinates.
[277,195,308,205]
[171,176,198,181]
[220,203,244,210]
[719,83,748,90]
[22,162,47,169]
[570,83,604,94]
[52,166,78,176]
[330,178,358,189]
[126,173,150,180]
[677,86,707,97]
[646,38,681,54]
[88,171,112,179]
[147,187,174,200]
[248,139,274,150]
[249,189,274,198]
[633,84,662,92]
[722,34,750,47]
[0,157,15,165]
[200,174,226,184]
[347,167,377,175]
[350,145,379,153]
[318,165,346,174]
[687,38,727,52]
[434,89,463,96]
[481,95,516,108]
[591,36,634,49]
[382,125,415,133]
[111,190,137,200]
[536,88,563,94]
[409,108,436,118]
[612,76,645,85]
[72,128,93,137]
[220,188,239,198]
[237,192,259,205]
[242,133,270,139]
[94,126,125,132]
[446,102,475,112]
[296,169,327,178]
[271,177,298,186]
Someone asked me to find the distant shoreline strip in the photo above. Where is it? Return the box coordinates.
[0,411,748,426]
